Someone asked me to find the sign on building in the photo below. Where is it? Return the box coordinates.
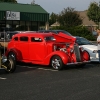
[6,11,20,20]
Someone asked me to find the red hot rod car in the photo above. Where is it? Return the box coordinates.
[5,32,90,70]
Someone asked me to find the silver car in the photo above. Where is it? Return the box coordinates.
[75,36,98,62]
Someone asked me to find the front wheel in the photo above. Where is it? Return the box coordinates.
[3,57,16,73]
[50,55,64,70]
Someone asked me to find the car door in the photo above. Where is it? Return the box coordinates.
[29,37,46,61]
[18,36,29,60]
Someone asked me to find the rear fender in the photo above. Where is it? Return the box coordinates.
[6,48,23,61]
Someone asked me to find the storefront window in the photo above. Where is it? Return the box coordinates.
[12,21,20,31]
[20,21,25,31]
[26,21,31,31]
[6,21,12,29]
[31,21,38,31]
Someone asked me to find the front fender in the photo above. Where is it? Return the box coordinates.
[43,51,68,65]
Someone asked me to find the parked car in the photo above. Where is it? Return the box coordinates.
[38,30,72,36]
[0,31,21,49]
[39,30,98,62]
[5,32,90,70]
[0,31,23,55]
[75,36,98,62]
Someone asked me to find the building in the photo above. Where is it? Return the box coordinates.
[78,10,98,31]
[50,19,60,27]
[0,2,49,31]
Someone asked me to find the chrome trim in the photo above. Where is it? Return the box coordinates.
[66,61,91,65]
[74,45,81,62]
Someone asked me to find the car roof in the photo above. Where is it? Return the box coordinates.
[13,32,53,38]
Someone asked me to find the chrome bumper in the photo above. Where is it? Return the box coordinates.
[66,61,91,65]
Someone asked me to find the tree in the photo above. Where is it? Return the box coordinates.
[49,12,59,25]
[58,7,82,27]
[0,0,17,3]
[87,1,100,23]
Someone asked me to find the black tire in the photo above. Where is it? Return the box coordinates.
[8,52,16,61]
[3,57,16,73]
[50,55,64,70]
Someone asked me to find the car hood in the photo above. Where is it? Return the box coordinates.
[80,45,97,51]
[52,33,76,43]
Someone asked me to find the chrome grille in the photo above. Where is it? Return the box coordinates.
[74,45,81,62]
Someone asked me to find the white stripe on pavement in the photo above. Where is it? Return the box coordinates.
[17,65,58,71]
[0,77,7,80]
[37,68,58,71]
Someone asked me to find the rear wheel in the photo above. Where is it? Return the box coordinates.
[50,55,64,70]
[8,52,16,61]
[3,57,16,73]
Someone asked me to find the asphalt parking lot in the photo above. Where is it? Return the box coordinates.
[0,62,100,100]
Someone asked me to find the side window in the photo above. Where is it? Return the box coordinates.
[20,36,28,41]
[31,37,42,42]
[14,37,18,41]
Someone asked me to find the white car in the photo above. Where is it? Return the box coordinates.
[75,36,98,62]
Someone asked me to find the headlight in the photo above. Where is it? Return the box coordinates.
[93,50,98,53]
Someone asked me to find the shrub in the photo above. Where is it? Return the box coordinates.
[52,25,96,41]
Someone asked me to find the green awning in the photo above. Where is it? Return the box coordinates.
[0,2,49,21]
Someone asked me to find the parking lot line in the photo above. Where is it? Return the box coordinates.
[37,68,58,71]
[17,65,58,71]
[0,77,7,80]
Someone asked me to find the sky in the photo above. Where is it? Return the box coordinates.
[17,0,100,14]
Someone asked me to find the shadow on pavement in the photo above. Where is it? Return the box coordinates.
[1,61,100,74]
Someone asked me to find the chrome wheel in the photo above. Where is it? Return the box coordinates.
[3,57,16,73]
[51,55,64,70]
[52,58,61,70]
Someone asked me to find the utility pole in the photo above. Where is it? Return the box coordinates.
[98,1,100,29]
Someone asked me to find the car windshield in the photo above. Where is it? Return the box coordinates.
[76,37,93,45]
[44,36,56,41]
